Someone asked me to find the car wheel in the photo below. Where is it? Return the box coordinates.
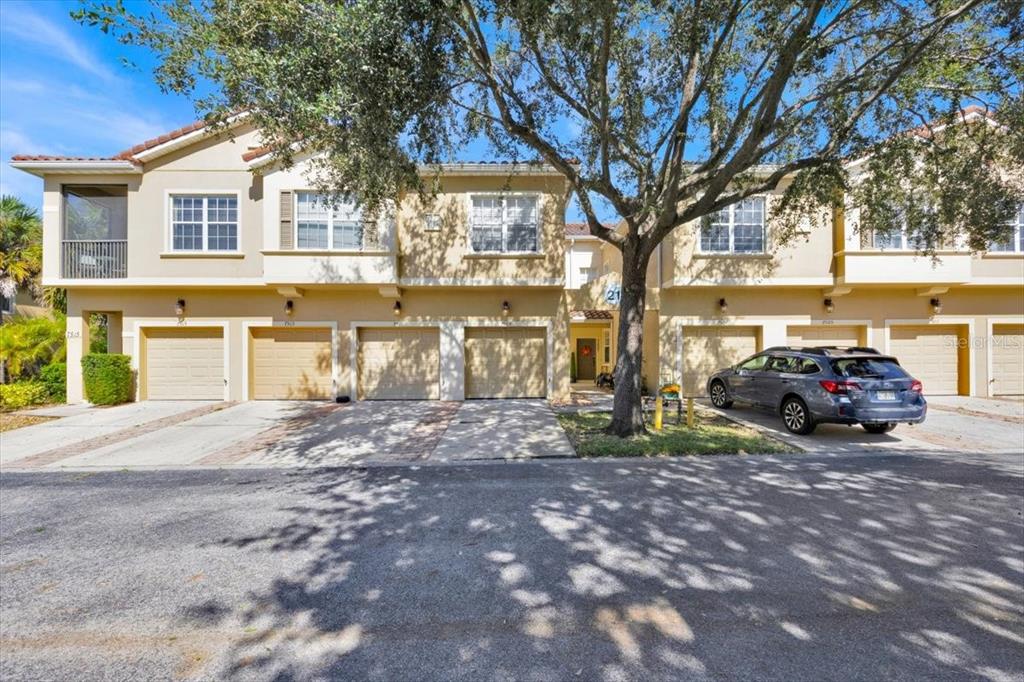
[709,381,733,409]
[862,423,896,434]
[781,397,816,435]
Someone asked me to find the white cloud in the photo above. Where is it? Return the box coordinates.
[1,7,120,83]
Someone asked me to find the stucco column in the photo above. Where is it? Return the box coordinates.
[439,322,465,401]
[760,319,789,350]
[65,312,91,404]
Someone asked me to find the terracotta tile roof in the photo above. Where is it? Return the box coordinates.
[114,119,210,160]
[242,145,272,162]
[566,222,615,237]
[10,154,124,162]
[572,310,613,320]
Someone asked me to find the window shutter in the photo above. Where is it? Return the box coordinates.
[279,191,293,249]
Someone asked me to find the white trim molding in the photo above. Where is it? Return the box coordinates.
[240,320,340,400]
[132,319,231,401]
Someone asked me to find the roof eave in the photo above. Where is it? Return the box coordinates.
[8,159,143,177]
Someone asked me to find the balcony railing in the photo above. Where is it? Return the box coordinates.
[61,240,127,279]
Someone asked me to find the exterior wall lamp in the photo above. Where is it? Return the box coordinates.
[175,299,186,316]
[284,300,294,316]
[502,300,511,317]
[393,300,402,316]
[718,298,728,314]
[930,298,943,315]
[824,298,835,314]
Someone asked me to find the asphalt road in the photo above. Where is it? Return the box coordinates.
[1,451,1022,681]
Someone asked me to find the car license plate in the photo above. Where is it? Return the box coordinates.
[875,391,897,401]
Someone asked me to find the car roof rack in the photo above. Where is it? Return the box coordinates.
[762,345,882,357]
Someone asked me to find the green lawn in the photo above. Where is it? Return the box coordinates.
[557,409,796,457]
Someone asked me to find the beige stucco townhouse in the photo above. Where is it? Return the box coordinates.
[10,110,1024,404]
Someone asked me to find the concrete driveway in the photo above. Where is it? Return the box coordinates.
[706,395,1024,455]
[1,399,573,470]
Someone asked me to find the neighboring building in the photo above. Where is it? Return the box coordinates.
[10,113,1023,403]
[1,286,47,324]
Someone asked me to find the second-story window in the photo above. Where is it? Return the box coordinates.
[470,195,539,253]
[295,192,363,250]
[170,194,238,251]
[988,204,1024,253]
[700,197,765,254]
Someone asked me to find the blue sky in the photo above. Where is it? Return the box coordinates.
[0,0,200,207]
[0,0,602,220]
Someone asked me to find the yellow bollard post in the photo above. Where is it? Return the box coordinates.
[686,397,695,428]
[654,395,664,431]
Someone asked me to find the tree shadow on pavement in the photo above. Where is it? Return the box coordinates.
[197,451,1024,681]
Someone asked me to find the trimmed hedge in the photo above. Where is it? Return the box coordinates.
[40,362,67,402]
[82,354,133,405]
[0,382,50,410]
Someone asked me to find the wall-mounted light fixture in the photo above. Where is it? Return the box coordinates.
[393,300,402,316]
[502,300,511,317]
[175,299,186,316]
[824,298,835,314]
[284,300,294,316]
[718,298,728,314]
[930,297,943,315]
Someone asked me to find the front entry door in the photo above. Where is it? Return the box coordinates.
[577,338,597,381]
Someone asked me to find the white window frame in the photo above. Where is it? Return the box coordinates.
[988,204,1024,254]
[165,191,242,253]
[698,196,767,255]
[468,193,542,255]
[293,191,366,251]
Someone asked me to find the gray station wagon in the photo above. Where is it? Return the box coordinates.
[706,346,928,435]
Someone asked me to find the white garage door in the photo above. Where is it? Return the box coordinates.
[991,324,1024,396]
[682,326,759,397]
[465,327,546,399]
[144,327,224,400]
[357,328,440,400]
[250,327,333,400]
[889,325,960,395]
[787,325,863,349]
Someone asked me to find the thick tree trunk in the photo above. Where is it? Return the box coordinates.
[606,246,651,437]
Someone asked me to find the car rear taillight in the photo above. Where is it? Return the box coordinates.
[819,379,861,394]
[910,380,923,393]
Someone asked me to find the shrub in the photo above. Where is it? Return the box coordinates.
[39,362,67,402]
[0,313,66,379]
[0,382,49,410]
[81,354,133,405]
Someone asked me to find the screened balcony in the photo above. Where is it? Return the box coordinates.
[61,185,128,279]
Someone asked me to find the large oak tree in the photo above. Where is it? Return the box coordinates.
[78,0,1022,435]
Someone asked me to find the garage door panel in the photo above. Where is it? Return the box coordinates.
[889,325,959,395]
[682,326,759,397]
[251,327,333,400]
[787,325,862,349]
[992,324,1024,396]
[358,328,440,400]
[466,327,546,399]
[145,327,224,400]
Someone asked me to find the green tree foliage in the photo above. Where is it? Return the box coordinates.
[76,0,1023,434]
[0,195,42,302]
[0,314,67,379]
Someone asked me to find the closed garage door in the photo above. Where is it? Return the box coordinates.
[682,326,759,397]
[144,327,224,400]
[787,325,863,349]
[991,324,1024,396]
[358,328,439,399]
[465,327,546,399]
[250,327,333,400]
[889,325,960,395]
